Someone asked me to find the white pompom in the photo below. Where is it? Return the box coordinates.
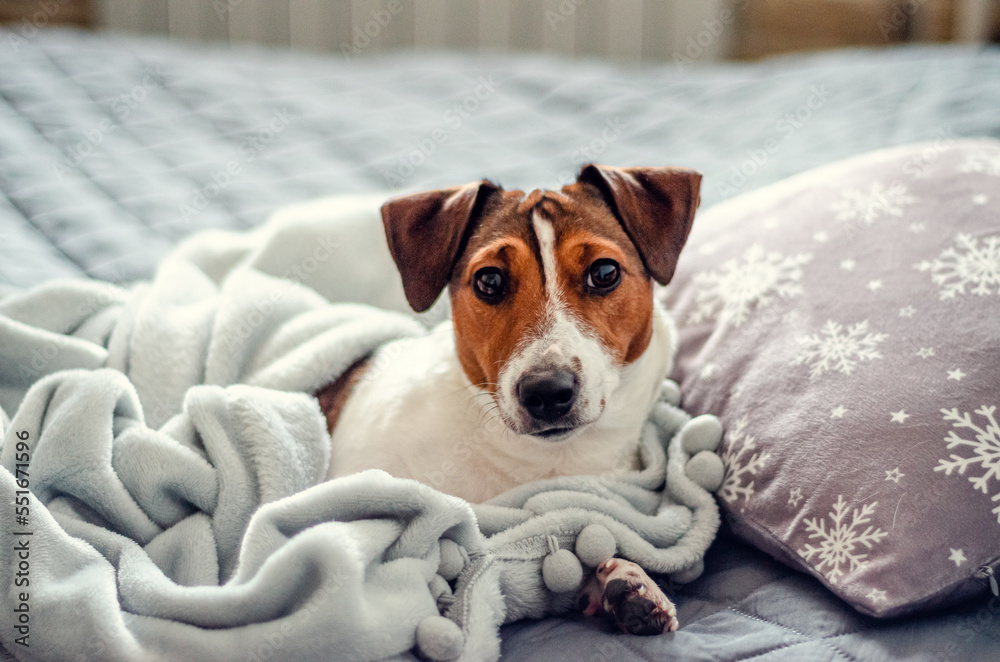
[575,524,616,567]
[416,615,465,661]
[679,415,724,454]
[542,549,584,593]
[685,450,725,491]
[660,379,682,406]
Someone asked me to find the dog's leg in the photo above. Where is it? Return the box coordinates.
[578,558,678,635]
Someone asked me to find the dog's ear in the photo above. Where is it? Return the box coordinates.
[577,164,701,285]
[381,180,499,312]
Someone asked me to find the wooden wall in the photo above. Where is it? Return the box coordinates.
[85,1,1000,62]
[93,0,734,63]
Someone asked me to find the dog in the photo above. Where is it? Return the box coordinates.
[316,164,701,634]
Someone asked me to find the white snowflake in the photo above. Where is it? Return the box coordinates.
[934,405,1000,524]
[960,150,1000,177]
[791,319,888,379]
[688,244,812,328]
[718,416,771,505]
[797,495,888,584]
[831,182,916,227]
[914,233,1000,300]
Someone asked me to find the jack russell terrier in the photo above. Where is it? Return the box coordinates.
[316,164,701,635]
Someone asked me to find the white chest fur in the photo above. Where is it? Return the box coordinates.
[327,304,676,503]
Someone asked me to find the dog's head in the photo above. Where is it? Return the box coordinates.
[381,165,701,439]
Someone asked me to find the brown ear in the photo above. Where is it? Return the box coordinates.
[381,180,499,312]
[577,164,701,285]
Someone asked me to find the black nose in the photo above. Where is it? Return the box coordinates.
[517,370,578,423]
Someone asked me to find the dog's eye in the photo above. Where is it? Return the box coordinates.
[586,259,621,292]
[474,267,506,302]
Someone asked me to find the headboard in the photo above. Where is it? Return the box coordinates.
[93,0,734,63]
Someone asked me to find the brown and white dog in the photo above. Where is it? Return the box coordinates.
[316,164,701,634]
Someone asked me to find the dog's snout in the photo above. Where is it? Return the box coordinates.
[517,369,578,423]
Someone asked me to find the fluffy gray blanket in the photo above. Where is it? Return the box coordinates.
[0,196,720,661]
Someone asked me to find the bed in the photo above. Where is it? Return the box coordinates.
[1,28,999,661]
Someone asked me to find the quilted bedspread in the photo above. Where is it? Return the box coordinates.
[2,28,1000,661]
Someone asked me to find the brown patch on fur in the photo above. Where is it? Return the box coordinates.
[538,187,654,365]
[451,229,546,393]
[516,189,545,215]
[381,181,499,312]
[576,165,701,285]
[381,166,699,390]
[316,358,370,433]
[447,185,657,390]
[555,229,653,365]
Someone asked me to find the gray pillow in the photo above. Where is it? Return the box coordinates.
[661,138,1000,617]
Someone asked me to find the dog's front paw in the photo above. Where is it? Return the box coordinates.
[594,558,678,635]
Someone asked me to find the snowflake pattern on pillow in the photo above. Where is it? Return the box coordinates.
[718,416,769,507]
[687,245,812,328]
[935,406,1000,523]
[797,495,888,585]
[662,139,1000,618]
[791,319,888,379]
[915,233,1000,299]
